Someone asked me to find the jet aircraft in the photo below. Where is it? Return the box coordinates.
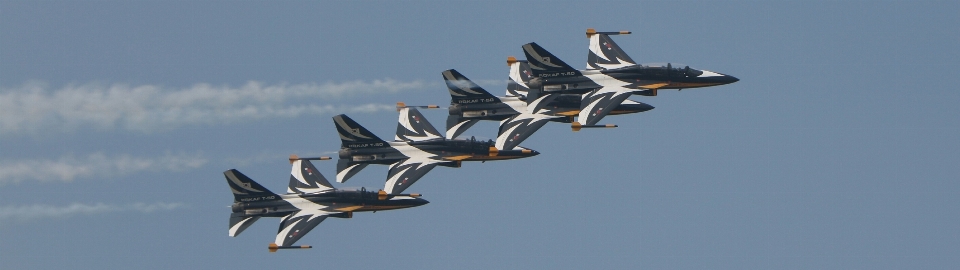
[520,29,739,128]
[334,107,539,194]
[441,67,653,151]
[226,155,427,251]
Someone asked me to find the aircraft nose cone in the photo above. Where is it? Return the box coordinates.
[614,102,654,114]
[415,198,430,206]
[637,102,655,112]
[723,75,740,84]
[696,70,739,86]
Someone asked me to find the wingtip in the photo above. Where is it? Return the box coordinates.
[507,56,517,66]
[290,155,332,163]
[288,154,299,164]
[268,243,312,252]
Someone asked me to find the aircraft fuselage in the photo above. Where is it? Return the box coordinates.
[231,189,429,218]
[450,93,652,121]
[529,64,739,94]
[339,138,539,164]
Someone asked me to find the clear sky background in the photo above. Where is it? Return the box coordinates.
[2,1,958,269]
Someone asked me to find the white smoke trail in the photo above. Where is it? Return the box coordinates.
[0,80,427,134]
[0,152,207,185]
[0,202,187,222]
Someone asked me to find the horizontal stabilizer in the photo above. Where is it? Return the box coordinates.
[229,213,260,237]
[336,159,369,183]
[446,115,480,140]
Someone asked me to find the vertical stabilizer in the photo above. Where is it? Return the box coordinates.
[506,57,534,98]
[224,169,278,203]
[586,29,636,70]
[396,107,442,142]
[443,69,499,103]
[522,42,580,78]
[333,114,387,148]
[287,158,335,194]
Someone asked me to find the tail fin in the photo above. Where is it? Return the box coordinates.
[287,156,335,194]
[506,57,534,98]
[224,169,279,203]
[522,42,581,78]
[445,114,479,140]
[333,114,387,148]
[443,69,500,104]
[586,29,636,70]
[396,107,442,142]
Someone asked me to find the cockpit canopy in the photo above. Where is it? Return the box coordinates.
[635,63,703,77]
[450,135,494,151]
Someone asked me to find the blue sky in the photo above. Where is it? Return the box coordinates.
[2,1,958,269]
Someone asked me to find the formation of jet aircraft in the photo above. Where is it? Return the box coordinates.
[223,28,738,251]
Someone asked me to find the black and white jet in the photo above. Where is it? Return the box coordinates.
[441,66,653,151]
[226,155,427,252]
[521,29,739,128]
[334,107,539,194]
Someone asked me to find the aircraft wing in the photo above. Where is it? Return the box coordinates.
[275,209,336,247]
[496,93,561,150]
[578,85,634,126]
[496,113,557,150]
[384,158,441,195]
